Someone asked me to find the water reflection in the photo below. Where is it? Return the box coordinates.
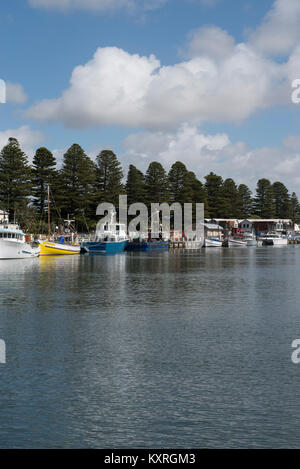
[0,247,300,448]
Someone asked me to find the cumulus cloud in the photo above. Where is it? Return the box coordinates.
[122,124,300,193]
[249,0,300,56]
[181,26,235,60]
[0,126,44,158]
[5,82,27,104]
[28,0,166,12]
[25,43,288,130]
[26,0,300,130]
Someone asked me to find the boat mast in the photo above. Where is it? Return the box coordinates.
[48,184,51,240]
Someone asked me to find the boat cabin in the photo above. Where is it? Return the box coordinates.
[96,222,127,242]
[0,227,25,242]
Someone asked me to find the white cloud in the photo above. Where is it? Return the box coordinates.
[182,26,235,60]
[0,126,44,159]
[26,0,300,130]
[249,0,300,56]
[25,43,288,130]
[5,82,27,104]
[28,0,166,12]
[122,124,300,193]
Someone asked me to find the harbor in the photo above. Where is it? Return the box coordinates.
[2,0,300,452]
[1,207,299,260]
[1,247,300,449]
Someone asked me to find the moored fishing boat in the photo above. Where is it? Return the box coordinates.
[39,238,80,256]
[228,238,247,247]
[204,237,223,248]
[39,185,80,256]
[244,233,257,247]
[260,232,288,246]
[81,212,128,254]
[0,224,40,259]
[126,239,169,252]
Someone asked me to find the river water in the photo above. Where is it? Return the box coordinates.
[0,247,300,448]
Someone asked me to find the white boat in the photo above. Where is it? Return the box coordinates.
[228,238,247,247]
[0,224,40,259]
[260,232,288,246]
[244,233,257,247]
[204,237,223,248]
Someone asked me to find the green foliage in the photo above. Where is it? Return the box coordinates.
[168,161,190,204]
[0,137,299,231]
[58,144,97,229]
[185,171,209,218]
[145,162,169,205]
[95,150,124,206]
[290,192,300,224]
[126,164,146,205]
[237,184,253,218]
[204,172,225,218]
[0,137,32,218]
[221,178,239,218]
[272,181,291,219]
[254,178,275,218]
[32,147,57,217]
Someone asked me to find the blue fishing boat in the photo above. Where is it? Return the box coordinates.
[81,213,128,254]
[126,240,169,252]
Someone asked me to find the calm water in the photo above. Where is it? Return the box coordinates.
[1,247,300,448]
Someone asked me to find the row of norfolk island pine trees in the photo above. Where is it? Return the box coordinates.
[0,137,299,233]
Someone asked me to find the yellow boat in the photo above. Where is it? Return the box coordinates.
[39,241,80,256]
[39,186,81,256]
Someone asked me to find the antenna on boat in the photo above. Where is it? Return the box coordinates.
[110,210,117,225]
[64,214,75,229]
[48,184,51,240]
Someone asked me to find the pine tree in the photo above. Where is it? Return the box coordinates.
[59,144,97,228]
[254,178,275,218]
[0,137,32,219]
[145,162,169,205]
[32,147,57,217]
[204,172,224,218]
[290,192,300,223]
[95,150,124,206]
[126,165,146,205]
[221,178,239,218]
[186,171,208,203]
[272,181,291,218]
[186,171,210,219]
[237,184,253,219]
[168,161,190,204]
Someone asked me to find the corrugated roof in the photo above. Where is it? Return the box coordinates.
[203,223,223,230]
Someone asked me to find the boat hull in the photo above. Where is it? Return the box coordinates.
[81,240,128,254]
[0,240,40,259]
[204,238,223,248]
[126,241,169,252]
[246,239,257,247]
[228,239,247,247]
[39,241,80,256]
[262,238,288,246]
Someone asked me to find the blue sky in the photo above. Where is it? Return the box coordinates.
[1,0,300,193]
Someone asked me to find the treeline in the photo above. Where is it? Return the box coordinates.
[0,137,300,233]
